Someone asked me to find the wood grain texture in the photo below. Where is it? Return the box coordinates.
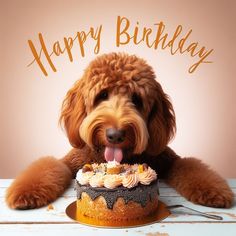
[0,179,235,236]
[0,223,236,236]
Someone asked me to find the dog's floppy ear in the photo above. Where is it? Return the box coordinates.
[59,79,86,148]
[146,82,176,156]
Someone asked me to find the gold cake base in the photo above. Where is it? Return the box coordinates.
[65,200,170,228]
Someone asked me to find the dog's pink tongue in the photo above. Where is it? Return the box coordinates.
[104,147,123,163]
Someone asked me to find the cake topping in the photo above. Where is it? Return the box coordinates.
[142,163,148,171]
[82,164,93,173]
[89,173,104,187]
[75,179,158,209]
[138,164,144,173]
[106,161,122,174]
[138,167,157,185]
[104,174,123,189]
[77,170,94,185]
[106,160,120,168]
[76,163,157,189]
[122,173,139,188]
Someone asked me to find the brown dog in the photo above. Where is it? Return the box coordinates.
[6,53,233,209]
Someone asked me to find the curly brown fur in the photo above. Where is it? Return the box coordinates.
[6,52,234,209]
[6,157,71,209]
[166,158,234,208]
[60,53,175,155]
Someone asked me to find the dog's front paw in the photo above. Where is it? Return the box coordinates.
[188,184,234,208]
[5,157,72,209]
[6,184,52,209]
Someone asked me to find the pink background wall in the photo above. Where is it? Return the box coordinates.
[1,0,235,178]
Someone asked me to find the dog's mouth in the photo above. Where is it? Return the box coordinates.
[104,146,123,163]
[94,144,133,164]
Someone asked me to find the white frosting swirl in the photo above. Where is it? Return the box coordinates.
[89,173,104,187]
[107,160,120,168]
[138,167,157,185]
[122,173,139,188]
[76,170,94,185]
[76,163,157,189]
[103,174,123,189]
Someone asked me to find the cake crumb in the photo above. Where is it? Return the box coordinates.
[47,204,54,211]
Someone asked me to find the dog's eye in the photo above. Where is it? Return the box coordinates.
[94,90,109,106]
[132,93,143,109]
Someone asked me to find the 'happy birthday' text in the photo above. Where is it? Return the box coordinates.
[28,16,213,76]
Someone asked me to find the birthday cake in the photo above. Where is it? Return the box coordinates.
[75,162,158,221]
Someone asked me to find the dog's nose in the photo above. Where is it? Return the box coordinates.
[106,128,125,144]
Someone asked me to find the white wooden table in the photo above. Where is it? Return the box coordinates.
[0,179,235,236]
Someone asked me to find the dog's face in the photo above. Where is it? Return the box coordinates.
[60,53,176,162]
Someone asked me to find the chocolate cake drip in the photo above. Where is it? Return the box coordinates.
[75,180,159,209]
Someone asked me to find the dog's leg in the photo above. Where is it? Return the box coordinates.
[6,156,72,209]
[6,148,92,209]
[165,154,234,208]
[6,147,95,209]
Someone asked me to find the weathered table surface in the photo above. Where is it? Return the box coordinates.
[0,179,235,236]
